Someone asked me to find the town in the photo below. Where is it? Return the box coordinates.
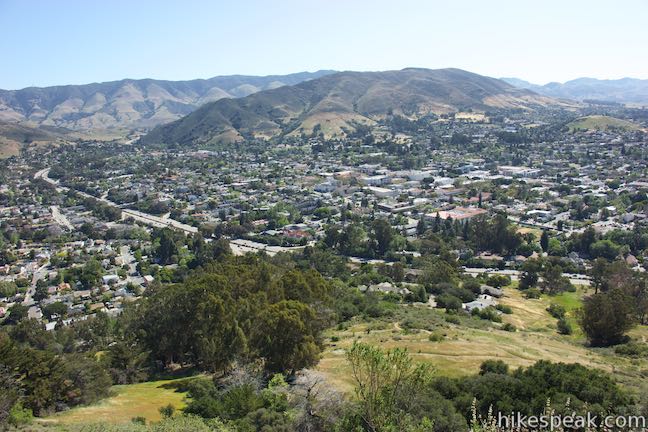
[2,105,646,331]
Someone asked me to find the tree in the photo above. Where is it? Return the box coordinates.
[0,366,21,428]
[539,264,573,295]
[519,258,542,290]
[589,258,609,294]
[540,230,549,252]
[252,300,320,373]
[79,259,103,289]
[578,289,636,346]
[5,304,28,325]
[156,229,179,265]
[346,343,435,431]
[372,219,393,257]
[589,239,621,260]
[42,302,67,320]
[416,216,427,236]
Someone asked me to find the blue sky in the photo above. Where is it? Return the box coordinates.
[1,0,647,89]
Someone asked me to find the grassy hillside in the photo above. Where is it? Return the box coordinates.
[141,68,561,147]
[318,286,648,395]
[39,378,192,426]
[567,115,641,132]
[0,121,64,158]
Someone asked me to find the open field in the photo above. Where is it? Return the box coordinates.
[39,378,191,426]
[567,115,641,132]
[318,286,648,395]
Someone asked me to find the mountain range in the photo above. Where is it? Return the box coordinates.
[501,77,648,105]
[141,68,558,147]
[0,71,335,130]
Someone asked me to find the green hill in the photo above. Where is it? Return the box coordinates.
[568,115,641,132]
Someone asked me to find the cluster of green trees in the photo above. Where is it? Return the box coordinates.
[0,330,112,422]
[324,219,406,259]
[128,257,334,373]
[82,196,122,222]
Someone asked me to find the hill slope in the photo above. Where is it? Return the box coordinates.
[0,71,335,130]
[567,115,642,132]
[0,120,69,158]
[142,68,558,146]
[502,77,648,105]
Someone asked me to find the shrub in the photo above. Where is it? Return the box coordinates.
[436,294,462,312]
[614,342,648,357]
[445,314,461,325]
[502,323,516,332]
[547,303,566,319]
[495,304,512,314]
[525,288,541,299]
[557,317,573,335]
[159,403,175,418]
[479,359,509,375]
[471,307,502,322]
[428,333,444,342]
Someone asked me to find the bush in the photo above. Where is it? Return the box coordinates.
[436,294,462,312]
[547,303,566,319]
[462,278,482,294]
[502,323,516,332]
[495,304,512,314]
[479,360,509,375]
[557,318,573,335]
[428,333,444,342]
[445,314,461,325]
[486,274,511,288]
[614,342,648,357]
[471,307,502,322]
[131,416,147,425]
[159,404,175,418]
[525,288,541,299]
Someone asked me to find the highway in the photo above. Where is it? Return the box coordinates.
[35,168,197,234]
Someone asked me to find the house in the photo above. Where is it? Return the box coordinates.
[499,166,541,178]
[102,275,119,285]
[365,186,397,198]
[361,282,412,296]
[360,175,391,186]
[425,207,487,224]
[480,285,503,298]
[463,294,497,312]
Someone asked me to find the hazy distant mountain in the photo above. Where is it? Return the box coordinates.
[502,77,648,105]
[142,68,559,147]
[0,71,335,130]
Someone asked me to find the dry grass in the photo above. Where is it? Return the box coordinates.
[319,286,648,395]
[39,379,190,425]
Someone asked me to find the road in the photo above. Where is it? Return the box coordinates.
[462,267,591,286]
[50,205,74,230]
[35,168,197,234]
[23,262,49,306]
[229,239,311,256]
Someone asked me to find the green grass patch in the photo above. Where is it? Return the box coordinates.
[40,377,198,425]
[567,115,640,132]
